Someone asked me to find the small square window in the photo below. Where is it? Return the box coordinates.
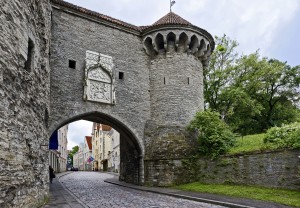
[25,38,34,72]
[69,60,76,69]
[119,72,124,80]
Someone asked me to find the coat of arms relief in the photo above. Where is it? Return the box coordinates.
[83,50,116,104]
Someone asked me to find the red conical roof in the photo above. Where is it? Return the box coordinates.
[152,12,192,26]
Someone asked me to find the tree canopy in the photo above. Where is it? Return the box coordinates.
[204,35,300,135]
[68,145,79,166]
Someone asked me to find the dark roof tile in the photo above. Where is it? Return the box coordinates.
[152,12,191,26]
[51,0,141,32]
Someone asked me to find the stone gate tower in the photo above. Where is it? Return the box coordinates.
[142,12,214,186]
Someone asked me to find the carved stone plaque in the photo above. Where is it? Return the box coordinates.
[84,50,115,104]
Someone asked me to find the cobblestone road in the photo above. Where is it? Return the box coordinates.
[60,172,226,208]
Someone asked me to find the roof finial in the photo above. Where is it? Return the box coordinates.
[170,0,176,12]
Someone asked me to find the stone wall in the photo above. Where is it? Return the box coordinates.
[143,33,205,186]
[120,134,140,184]
[49,5,150,156]
[149,53,204,127]
[194,150,300,190]
[145,150,300,190]
[0,0,51,207]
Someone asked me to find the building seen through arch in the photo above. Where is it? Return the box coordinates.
[49,125,69,173]
[71,122,121,173]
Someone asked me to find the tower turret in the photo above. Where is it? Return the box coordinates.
[143,12,214,127]
[143,12,215,186]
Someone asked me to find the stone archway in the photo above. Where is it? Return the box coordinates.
[49,111,144,185]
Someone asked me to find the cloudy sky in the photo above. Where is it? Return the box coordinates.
[65,0,300,149]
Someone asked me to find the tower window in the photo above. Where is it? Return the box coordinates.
[69,60,76,69]
[119,72,124,80]
[188,77,190,85]
[164,77,166,85]
[25,38,34,72]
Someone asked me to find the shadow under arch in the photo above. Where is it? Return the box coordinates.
[49,111,144,185]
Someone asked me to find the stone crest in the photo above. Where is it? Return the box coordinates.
[84,50,116,104]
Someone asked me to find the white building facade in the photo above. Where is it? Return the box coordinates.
[58,125,68,172]
[73,143,85,170]
[109,129,120,173]
[91,123,120,173]
[49,124,68,173]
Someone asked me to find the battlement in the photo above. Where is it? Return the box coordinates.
[143,30,212,66]
[142,12,214,67]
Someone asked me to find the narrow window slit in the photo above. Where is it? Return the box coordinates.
[25,38,34,72]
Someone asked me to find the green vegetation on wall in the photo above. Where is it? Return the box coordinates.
[264,122,300,149]
[188,110,236,158]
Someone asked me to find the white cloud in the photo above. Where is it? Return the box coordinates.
[67,120,93,150]
[190,1,297,54]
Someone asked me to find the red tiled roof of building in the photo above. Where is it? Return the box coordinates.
[101,124,112,132]
[85,136,92,150]
[152,12,191,26]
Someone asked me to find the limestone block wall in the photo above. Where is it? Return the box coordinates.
[191,150,300,190]
[145,150,300,189]
[0,0,51,207]
[149,53,203,127]
[143,29,206,185]
[120,134,140,184]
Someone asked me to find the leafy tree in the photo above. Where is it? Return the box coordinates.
[68,145,79,166]
[204,35,262,134]
[204,34,238,111]
[188,110,236,159]
[204,35,300,134]
[70,145,79,155]
[234,53,300,132]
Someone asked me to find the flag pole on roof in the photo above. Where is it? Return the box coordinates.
[170,0,176,12]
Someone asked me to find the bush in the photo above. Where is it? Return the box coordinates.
[263,122,300,149]
[188,110,236,158]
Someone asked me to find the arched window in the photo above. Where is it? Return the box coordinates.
[178,32,188,52]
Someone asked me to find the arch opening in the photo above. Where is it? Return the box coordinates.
[155,33,165,53]
[189,35,199,54]
[144,37,155,56]
[197,39,206,58]
[178,32,188,52]
[166,32,176,52]
[48,111,143,185]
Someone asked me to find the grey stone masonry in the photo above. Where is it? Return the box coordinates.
[174,149,300,190]
[0,0,52,207]
[1,0,212,206]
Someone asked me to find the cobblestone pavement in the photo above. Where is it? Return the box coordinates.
[60,172,227,208]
